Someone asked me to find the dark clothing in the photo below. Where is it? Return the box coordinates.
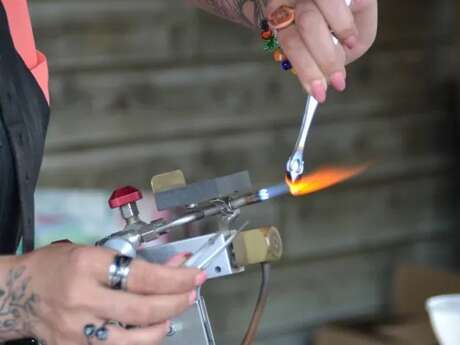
[1,3,49,344]
[0,2,49,254]
[0,103,20,253]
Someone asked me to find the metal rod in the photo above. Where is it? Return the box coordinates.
[286,96,319,182]
[294,96,318,154]
[140,182,290,241]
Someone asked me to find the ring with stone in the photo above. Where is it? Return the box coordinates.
[268,5,295,30]
[84,322,110,342]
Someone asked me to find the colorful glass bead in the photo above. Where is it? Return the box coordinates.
[273,49,285,62]
[281,60,292,71]
[263,37,279,52]
[290,68,297,75]
[260,19,269,31]
[260,30,273,40]
[268,5,295,30]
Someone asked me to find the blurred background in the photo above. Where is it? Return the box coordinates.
[30,0,459,344]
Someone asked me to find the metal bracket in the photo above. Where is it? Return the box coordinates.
[154,171,252,211]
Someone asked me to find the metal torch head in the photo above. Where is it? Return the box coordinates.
[286,152,304,183]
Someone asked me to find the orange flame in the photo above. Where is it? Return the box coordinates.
[286,164,369,196]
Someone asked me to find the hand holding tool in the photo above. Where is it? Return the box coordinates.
[285,0,352,182]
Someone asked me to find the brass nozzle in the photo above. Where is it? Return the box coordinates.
[233,226,283,266]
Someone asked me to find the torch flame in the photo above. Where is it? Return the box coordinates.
[286,164,369,196]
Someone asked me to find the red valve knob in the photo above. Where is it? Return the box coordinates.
[109,186,143,209]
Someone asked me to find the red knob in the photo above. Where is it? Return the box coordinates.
[109,186,143,208]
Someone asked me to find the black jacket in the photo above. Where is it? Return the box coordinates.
[0,2,49,254]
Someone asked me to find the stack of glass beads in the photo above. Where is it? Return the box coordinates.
[260,19,295,74]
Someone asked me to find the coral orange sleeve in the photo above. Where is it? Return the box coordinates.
[1,0,49,104]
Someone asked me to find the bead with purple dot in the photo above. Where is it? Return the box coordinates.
[281,60,292,71]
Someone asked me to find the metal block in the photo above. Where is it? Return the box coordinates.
[151,170,187,193]
[153,171,252,211]
[138,232,244,279]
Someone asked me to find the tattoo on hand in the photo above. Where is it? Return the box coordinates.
[0,266,40,339]
[194,0,268,27]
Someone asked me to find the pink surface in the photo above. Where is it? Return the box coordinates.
[1,0,49,103]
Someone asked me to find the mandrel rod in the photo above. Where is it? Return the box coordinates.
[142,182,290,239]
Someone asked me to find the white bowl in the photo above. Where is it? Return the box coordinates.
[426,294,460,345]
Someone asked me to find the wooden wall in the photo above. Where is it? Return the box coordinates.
[31,1,459,344]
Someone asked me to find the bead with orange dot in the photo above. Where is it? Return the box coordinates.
[273,49,285,62]
[260,30,273,40]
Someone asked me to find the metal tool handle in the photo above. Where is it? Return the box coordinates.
[285,96,318,181]
[292,95,318,155]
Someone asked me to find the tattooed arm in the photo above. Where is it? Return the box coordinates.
[188,0,266,27]
[188,0,378,103]
[0,256,38,341]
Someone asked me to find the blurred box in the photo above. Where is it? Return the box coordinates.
[314,264,460,345]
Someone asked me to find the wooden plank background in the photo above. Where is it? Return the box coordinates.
[30,0,460,344]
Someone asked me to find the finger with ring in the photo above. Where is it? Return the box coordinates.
[83,320,169,345]
[83,321,111,343]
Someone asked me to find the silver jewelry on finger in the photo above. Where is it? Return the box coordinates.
[106,319,124,328]
[83,322,110,344]
[268,5,295,30]
[95,326,109,341]
[84,324,97,337]
[108,254,133,290]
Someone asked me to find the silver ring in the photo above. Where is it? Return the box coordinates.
[108,255,133,290]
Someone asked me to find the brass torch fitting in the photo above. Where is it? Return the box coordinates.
[233,226,283,266]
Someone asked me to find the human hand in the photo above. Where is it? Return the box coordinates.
[21,243,205,345]
[266,0,378,102]
[191,0,377,101]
